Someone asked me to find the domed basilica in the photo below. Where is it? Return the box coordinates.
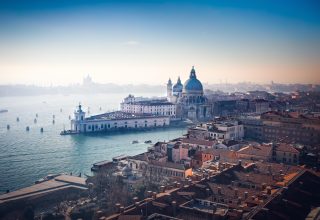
[167,67,212,121]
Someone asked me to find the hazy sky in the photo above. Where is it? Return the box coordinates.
[0,0,319,86]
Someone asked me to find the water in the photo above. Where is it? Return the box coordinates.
[0,93,186,193]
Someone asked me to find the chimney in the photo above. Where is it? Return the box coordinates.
[237,197,242,205]
[120,206,124,213]
[96,210,103,218]
[172,201,177,216]
[234,188,238,198]
[266,186,272,195]
[206,188,211,196]
[152,192,157,199]
[133,197,139,203]
[160,186,165,193]
[244,191,248,200]
[135,202,140,208]
[238,160,242,166]
[115,203,121,213]
[147,191,152,198]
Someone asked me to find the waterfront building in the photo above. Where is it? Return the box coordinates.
[0,174,87,218]
[120,95,176,118]
[70,104,170,133]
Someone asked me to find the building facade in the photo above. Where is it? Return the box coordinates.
[70,105,170,133]
[120,95,176,118]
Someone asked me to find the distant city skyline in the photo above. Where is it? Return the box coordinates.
[0,0,319,86]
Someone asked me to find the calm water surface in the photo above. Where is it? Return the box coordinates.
[0,93,186,193]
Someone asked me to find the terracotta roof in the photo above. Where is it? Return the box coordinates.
[149,160,189,170]
[180,138,214,146]
[276,143,299,154]
[237,145,272,158]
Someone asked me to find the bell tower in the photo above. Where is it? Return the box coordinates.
[74,103,86,121]
[72,103,86,132]
[167,78,173,101]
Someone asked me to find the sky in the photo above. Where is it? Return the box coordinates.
[0,0,319,86]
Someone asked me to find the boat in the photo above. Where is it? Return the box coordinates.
[132,140,139,144]
[0,109,8,113]
[34,118,37,123]
[144,140,152,144]
[40,127,44,132]
[35,178,45,184]
[60,130,79,135]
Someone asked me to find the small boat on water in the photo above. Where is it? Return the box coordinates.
[34,118,37,123]
[0,109,8,113]
[60,130,79,135]
[144,140,152,144]
[16,117,19,122]
[132,140,139,144]
[40,127,44,132]
[26,126,30,131]
[7,125,10,130]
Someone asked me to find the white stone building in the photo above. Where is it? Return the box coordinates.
[70,104,170,133]
[120,95,176,118]
[207,121,244,141]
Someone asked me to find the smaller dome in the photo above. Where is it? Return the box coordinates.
[173,77,183,93]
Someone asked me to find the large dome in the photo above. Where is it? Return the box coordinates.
[183,67,203,92]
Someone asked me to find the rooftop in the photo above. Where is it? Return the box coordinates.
[237,145,272,158]
[86,111,168,121]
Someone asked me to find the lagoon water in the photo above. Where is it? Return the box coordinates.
[0,93,186,193]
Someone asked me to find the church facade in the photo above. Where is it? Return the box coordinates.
[167,67,212,121]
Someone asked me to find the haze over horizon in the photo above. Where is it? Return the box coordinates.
[0,0,319,86]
